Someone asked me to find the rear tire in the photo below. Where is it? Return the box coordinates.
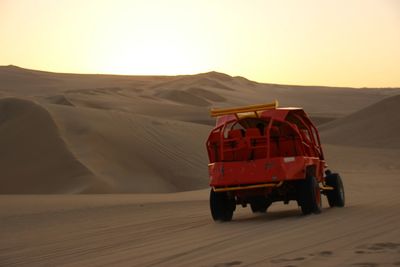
[299,175,322,215]
[210,189,235,221]
[250,197,271,213]
[325,173,345,207]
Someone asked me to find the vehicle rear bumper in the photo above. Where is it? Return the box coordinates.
[209,156,322,187]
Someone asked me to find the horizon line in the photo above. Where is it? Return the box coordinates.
[1,64,400,90]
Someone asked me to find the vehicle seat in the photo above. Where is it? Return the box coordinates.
[269,126,280,157]
[226,129,247,161]
[246,128,267,159]
[207,132,221,162]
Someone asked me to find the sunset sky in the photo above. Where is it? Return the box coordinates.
[1,0,399,87]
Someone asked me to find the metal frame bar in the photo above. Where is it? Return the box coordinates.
[212,181,284,192]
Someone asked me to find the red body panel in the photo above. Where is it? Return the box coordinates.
[209,157,324,187]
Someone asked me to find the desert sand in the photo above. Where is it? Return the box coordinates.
[0,65,399,266]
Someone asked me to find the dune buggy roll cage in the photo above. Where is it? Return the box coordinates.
[207,100,324,162]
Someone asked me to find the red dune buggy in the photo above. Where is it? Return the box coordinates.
[206,101,344,221]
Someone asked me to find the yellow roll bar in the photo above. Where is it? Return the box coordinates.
[210,100,279,117]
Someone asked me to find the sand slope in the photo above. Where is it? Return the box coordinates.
[47,104,210,193]
[0,98,106,193]
[320,94,400,148]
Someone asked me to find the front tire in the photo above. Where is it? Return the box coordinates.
[325,173,345,207]
[299,175,322,215]
[210,189,235,221]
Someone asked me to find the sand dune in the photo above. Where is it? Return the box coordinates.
[47,104,210,193]
[0,96,210,193]
[0,66,399,194]
[154,87,227,107]
[156,89,212,106]
[149,72,236,92]
[44,95,75,106]
[2,65,396,116]
[187,87,227,102]
[0,98,107,193]
[320,94,400,148]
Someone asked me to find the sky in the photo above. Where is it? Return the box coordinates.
[1,0,399,87]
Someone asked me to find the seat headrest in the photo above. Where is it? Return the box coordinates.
[246,128,262,137]
[270,126,280,137]
[228,129,243,138]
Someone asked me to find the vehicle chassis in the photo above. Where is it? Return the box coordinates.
[206,101,345,221]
